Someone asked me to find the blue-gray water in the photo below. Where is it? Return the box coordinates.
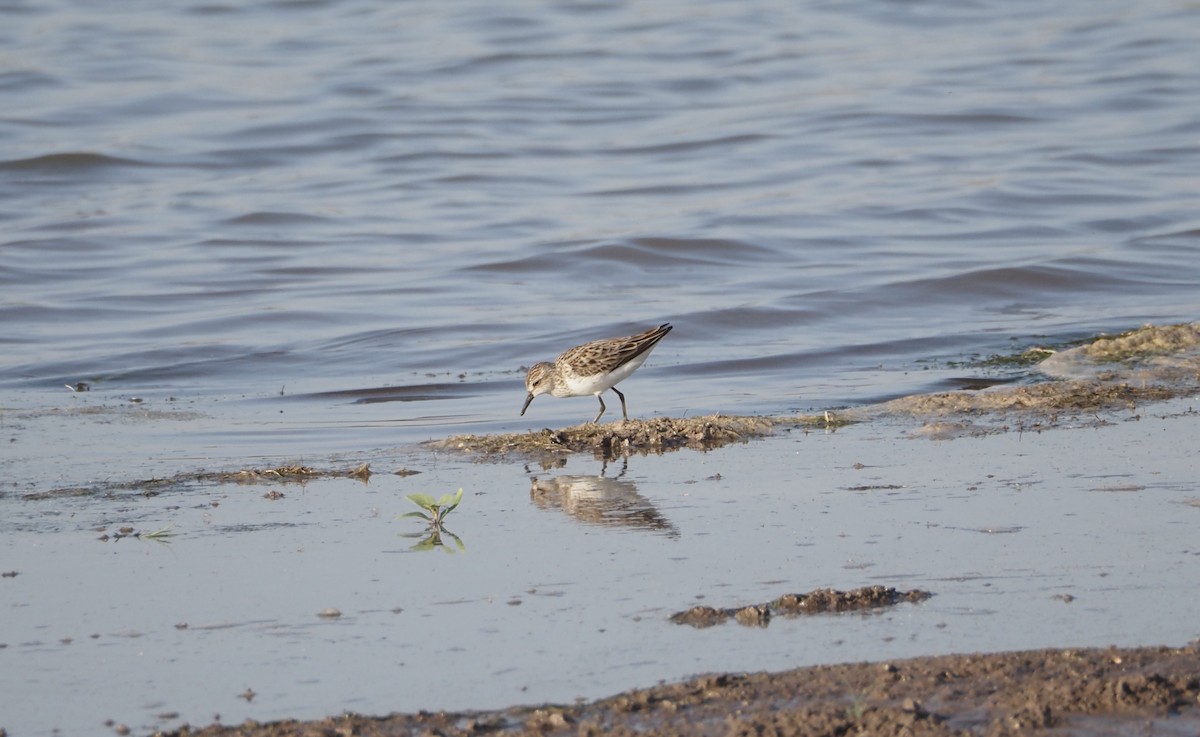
[3,0,1200,734]
[4,0,1198,441]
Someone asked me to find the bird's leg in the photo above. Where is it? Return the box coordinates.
[611,386,628,420]
[593,394,606,423]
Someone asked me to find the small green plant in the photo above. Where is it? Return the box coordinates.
[399,489,465,553]
[400,488,463,530]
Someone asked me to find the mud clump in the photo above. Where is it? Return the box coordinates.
[438,413,805,459]
[670,586,932,628]
[772,585,932,614]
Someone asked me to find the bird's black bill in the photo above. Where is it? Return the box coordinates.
[520,392,535,416]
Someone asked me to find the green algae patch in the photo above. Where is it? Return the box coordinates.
[1080,321,1200,363]
[882,322,1200,434]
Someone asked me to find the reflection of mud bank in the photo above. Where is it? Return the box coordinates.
[670,586,933,628]
[441,322,1200,458]
[165,644,1200,737]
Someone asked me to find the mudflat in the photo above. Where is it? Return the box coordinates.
[164,644,1200,736]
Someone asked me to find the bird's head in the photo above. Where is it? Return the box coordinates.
[520,362,555,415]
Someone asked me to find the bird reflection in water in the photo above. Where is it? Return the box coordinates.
[530,463,678,537]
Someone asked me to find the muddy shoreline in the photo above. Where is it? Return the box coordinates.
[162,644,1200,736]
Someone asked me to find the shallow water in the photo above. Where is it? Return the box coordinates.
[4,399,1200,735]
[3,0,1200,734]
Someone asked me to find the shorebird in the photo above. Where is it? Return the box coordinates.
[521,323,672,423]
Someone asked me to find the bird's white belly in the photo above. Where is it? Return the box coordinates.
[555,351,651,397]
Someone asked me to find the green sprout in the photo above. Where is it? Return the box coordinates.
[398,489,465,553]
[400,488,463,529]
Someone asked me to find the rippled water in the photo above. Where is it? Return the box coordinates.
[3,0,1200,733]
[4,0,1199,447]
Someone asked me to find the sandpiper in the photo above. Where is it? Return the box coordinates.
[521,323,672,423]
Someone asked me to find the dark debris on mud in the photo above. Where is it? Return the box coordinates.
[20,463,373,501]
[217,463,372,483]
[670,585,933,628]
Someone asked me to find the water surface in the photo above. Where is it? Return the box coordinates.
[3,0,1198,448]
